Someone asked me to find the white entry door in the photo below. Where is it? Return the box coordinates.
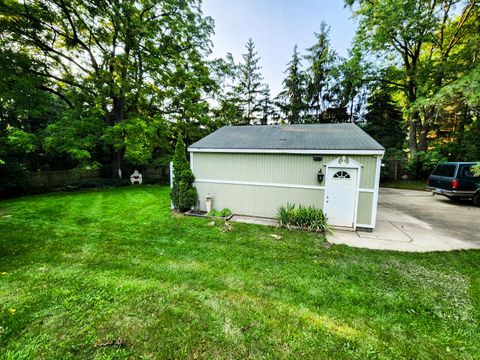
[324,167,358,228]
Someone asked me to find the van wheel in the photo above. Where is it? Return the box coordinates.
[473,193,480,207]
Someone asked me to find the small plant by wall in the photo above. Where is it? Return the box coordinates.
[277,203,331,233]
[207,208,232,218]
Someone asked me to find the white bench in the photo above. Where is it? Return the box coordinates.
[130,170,143,185]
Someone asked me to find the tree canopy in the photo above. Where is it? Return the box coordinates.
[1,0,479,195]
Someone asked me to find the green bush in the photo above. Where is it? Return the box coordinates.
[220,208,232,217]
[207,208,232,218]
[404,150,448,180]
[170,134,198,211]
[277,203,330,233]
[177,169,197,212]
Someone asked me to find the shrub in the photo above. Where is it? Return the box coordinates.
[177,169,197,212]
[404,150,448,180]
[207,208,232,218]
[277,203,330,233]
[220,208,232,217]
[170,134,198,211]
[472,163,480,177]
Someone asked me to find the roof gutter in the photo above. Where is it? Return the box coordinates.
[188,148,385,155]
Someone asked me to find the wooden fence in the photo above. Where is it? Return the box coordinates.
[381,159,407,181]
[27,166,170,188]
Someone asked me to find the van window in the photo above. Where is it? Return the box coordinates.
[432,164,456,177]
[459,165,480,178]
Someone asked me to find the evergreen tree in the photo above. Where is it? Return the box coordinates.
[305,22,336,122]
[259,85,274,125]
[363,85,405,150]
[171,133,197,211]
[330,47,368,123]
[278,45,306,124]
[236,39,264,124]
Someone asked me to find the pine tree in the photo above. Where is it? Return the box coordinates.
[305,22,336,123]
[259,85,274,125]
[363,85,405,150]
[236,39,264,125]
[278,45,306,124]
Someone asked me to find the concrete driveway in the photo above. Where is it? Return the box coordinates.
[328,188,480,252]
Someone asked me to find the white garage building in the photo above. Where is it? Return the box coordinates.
[188,124,385,230]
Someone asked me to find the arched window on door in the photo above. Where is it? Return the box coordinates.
[333,170,351,179]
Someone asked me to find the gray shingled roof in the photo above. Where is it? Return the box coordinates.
[189,124,384,151]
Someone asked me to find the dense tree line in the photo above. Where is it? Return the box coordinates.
[1,0,479,196]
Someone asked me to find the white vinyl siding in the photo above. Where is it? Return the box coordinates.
[191,152,379,222]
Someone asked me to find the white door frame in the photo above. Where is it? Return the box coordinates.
[323,156,363,230]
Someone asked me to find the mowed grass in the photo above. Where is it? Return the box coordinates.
[1,187,480,359]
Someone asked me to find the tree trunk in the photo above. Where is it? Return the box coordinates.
[110,96,126,178]
[408,113,418,155]
[111,149,124,178]
[418,107,434,152]
[417,120,429,152]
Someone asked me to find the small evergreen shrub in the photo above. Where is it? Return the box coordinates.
[277,203,330,233]
[178,169,198,211]
[170,134,198,211]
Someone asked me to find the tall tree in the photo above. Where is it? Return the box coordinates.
[236,38,264,124]
[363,83,405,150]
[209,54,244,126]
[346,0,479,154]
[277,45,306,124]
[330,47,369,123]
[304,22,336,122]
[1,0,215,176]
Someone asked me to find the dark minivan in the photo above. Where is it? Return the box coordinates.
[427,162,480,206]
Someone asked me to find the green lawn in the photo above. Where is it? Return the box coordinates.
[1,187,479,359]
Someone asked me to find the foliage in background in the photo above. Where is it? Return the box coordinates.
[1,0,479,196]
[278,203,331,233]
[472,164,480,177]
[362,82,405,150]
[276,45,307,124]
[404,150,448,180]
[0,0,215,177]
[346,0,479,156]
[235,39,264,124]
[304,22,337,123]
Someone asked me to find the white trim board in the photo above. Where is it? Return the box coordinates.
[359,188,375,193]
[189,148,385,155]
[195,179,325,190]
[371,155,383,229]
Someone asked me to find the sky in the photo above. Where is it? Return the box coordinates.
[202,0,358,96]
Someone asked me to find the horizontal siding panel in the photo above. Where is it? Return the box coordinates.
[192,153,378,189]
[195,182,324,218]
